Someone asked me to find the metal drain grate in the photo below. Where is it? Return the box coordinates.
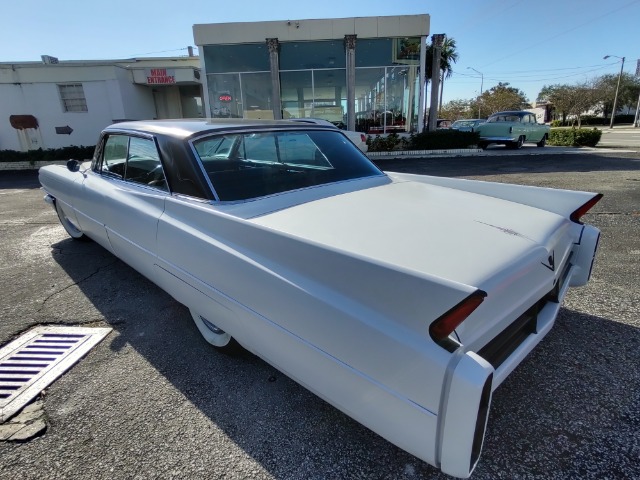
[0,326,111,422]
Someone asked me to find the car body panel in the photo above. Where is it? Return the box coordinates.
[38,119,601,478]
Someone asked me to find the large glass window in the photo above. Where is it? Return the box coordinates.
[280,41,346,70]
[192,129,382,201]
[355,65,419,134]
[207,72,273,119]
[280,69,346,124]
[203,44,269,73]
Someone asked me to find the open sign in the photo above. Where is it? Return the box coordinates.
[219,94,232,102]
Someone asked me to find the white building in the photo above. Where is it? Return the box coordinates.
[193,15,430,134]
[0,56,202,151]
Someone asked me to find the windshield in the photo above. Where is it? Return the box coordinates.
[192,129,383,201]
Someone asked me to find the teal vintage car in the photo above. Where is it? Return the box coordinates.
[475,111,550,149]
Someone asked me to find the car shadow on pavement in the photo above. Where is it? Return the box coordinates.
[47,238,448,479]
[48,238,640,480]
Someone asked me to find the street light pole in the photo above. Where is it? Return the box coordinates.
[604,55,625,129]
[467,67,483,118]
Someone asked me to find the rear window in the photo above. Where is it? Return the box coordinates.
[192,129,382,201]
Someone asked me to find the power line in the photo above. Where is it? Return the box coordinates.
[124,46,198,57]
[479,0,640,69]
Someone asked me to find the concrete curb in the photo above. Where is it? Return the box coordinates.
[367,149,483,160]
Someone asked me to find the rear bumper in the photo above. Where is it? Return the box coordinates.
[43,192,56,209]
[439,224,600,476]
[439,352,494,478]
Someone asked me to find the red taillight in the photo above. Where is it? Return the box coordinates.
[429,290,487,345]
[570,193,603,224]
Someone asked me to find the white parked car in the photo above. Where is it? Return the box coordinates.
[289,117,368,152]
[39,119,601,478]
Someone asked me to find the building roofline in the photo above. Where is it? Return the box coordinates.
[193,14,430,45]
[0,56,199,68]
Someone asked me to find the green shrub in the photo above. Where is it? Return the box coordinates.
[366,133,408,152]
[0,145,96,163]
[550,120,563,127]
[408,130,480,150]
[548,128,601,147]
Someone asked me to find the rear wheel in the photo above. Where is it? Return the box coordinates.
[508,136,524,149]
[55,200,88,241]
[537,135,547,147]
[189,309,242,353]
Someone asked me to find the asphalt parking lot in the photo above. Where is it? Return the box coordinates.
[0,151,639,479]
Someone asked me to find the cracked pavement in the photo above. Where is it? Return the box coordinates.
[0,153,638,479]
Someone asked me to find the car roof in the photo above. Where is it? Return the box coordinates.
[489,111,528,117]
[104,118,334,138]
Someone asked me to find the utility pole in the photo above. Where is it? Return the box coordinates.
[604,55,625,129]
[467,67,483,118]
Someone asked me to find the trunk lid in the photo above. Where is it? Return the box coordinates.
[251,178,573,288]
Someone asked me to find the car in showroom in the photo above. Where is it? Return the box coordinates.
[475,111,550,149]
[39,119,601,478]
[451,119,485,132]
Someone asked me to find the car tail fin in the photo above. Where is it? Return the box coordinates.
[570,193,603,224]
[429,290,487,351]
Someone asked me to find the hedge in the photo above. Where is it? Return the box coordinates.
[548,128,602,147]
[551,114,635,127]
[367,130,480,152]
[0,145,95,163]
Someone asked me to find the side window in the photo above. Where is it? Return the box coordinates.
[102,135,129,178]
[125,137,168,191]
[100,135,168,191]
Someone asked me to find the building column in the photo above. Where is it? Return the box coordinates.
[345,34,357,131]
[428,34,445,131]
[418,36,427,132]
[266,38,282,120]
[198,47,212,118]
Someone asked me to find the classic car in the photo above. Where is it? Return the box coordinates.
[451,119,485,132]
[39,119,601,478]
[475,111,550,149]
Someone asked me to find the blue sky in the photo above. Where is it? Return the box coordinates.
[1,0,639,104]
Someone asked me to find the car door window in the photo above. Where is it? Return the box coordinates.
[99,135,168,191]
[102,135,129,178]
[125,137,168,191]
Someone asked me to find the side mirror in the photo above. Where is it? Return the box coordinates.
[67,159,80,172]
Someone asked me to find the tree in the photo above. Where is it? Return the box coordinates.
[437,37,459,114]
[424,36,459,114]
[593,73,640,119]
[471,82,529,115]
[539,83,598,125]
[439,99,475,120]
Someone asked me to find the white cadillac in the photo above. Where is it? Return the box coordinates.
[39,119,602,478]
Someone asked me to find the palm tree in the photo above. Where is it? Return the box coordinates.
[424,36,459,115]
[438,37,459,114]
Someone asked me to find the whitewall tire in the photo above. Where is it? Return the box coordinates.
[55,200,88,241]
[189,309,241,353]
